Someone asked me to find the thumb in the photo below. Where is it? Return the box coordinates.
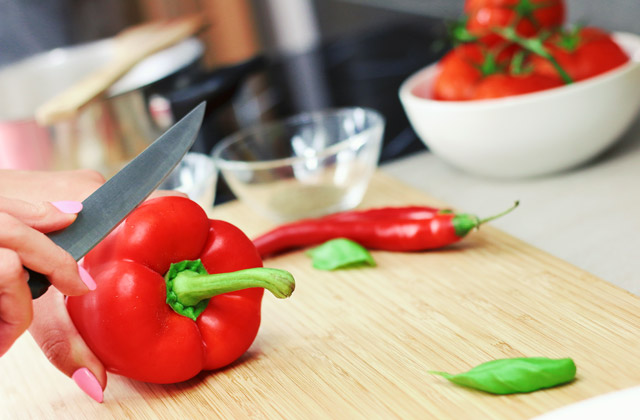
[0,197,82,233]
[29,288,106,403]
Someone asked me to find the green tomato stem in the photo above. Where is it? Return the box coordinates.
[495,27,574,84]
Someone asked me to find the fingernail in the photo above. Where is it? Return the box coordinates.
[78,265,96,291]
[51,201,83,214]
[72,368,103,403]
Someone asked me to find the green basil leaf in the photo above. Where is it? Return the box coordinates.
[429,357,576,394]
[306,238,376,271]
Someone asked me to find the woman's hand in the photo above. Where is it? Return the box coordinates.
[0,197,94,356]
[0,168,187,403]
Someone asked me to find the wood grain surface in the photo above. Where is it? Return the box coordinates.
[2,172,639,419]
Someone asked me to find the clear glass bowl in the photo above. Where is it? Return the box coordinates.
[212,107,385,222]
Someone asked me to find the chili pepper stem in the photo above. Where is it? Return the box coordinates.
[478,200,520,225]
[452,201,520,237]
[165,260,295,320]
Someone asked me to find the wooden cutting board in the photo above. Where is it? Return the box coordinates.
[2,172,640,419]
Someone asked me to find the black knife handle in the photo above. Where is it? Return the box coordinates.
[26,268,51,299]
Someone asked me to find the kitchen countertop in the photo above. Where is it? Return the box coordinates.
[382,115,640,296]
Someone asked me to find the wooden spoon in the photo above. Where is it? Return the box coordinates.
[35,15,206,126]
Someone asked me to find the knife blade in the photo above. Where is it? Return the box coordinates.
[28,102,206,299]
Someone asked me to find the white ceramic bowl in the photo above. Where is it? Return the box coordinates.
[399,32,640,178]
[212,107,384,222]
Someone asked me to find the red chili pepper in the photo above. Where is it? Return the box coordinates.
[318,205,442,222]
[254,202,518,258]
[66,196,295,384]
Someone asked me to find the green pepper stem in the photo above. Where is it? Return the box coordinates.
[452,201,520,237]
[174,267,295,306]
[173,267,295,306]
[478,201,520,225]
[165,260,295,320]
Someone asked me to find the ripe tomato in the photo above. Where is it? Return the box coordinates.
[465,0,565,45]
[472,73,562,99]
[530,27,629,82]
[430,43,514,101]
[430,44,484,101]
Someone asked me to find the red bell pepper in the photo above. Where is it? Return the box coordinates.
[66,196,295,384]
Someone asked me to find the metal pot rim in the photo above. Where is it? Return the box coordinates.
[0,37,204,121]
[108,37,204,97]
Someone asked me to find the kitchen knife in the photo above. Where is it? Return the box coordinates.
[27,102,206,299]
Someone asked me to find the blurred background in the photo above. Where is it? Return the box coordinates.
[2,0,639,202]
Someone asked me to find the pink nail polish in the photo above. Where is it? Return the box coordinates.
[78,266,96,291]
[72,368,103,403]
[51,201,83,214]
